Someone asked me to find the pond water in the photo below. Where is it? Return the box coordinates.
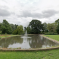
[0,35,59,49]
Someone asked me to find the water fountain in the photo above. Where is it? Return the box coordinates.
[21,30,31,38]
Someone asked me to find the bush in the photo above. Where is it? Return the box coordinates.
[12,29,18,35]
[0,31,2,34]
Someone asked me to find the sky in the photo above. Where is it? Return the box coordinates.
[0,0,59,27]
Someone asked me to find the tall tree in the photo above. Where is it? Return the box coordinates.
[47,23,57,33]
[56,23,59,34]
[0,23,2,31]
[17,25,24,35]
[55,19,59,34]
[0,23,2,34]
[55,19,59,23]
[2,19,12,34]
[27,26,31,34]
[10,24,18,32]
[43,22,48,32]
[13,25,24,35]
[28,19,43,34]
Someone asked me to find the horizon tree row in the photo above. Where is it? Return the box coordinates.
[0,19,59,35]
[26,19,59,34]
[0,19,24,34]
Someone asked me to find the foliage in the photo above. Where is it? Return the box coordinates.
[47,23,57,33]
[0,23,2,31]
[26,26,31,34]
[27,19,43,34]
[56,23,59,34]
[0,31,2,34]
[42,22,48,33]
[0,19,19,34]
[10,24,18,32]
[2,20,12,34]
[17,25,24,35]
[13,25,24,35]
[55,19,59,23]
[0,19,59,34]
[12,29,18,35]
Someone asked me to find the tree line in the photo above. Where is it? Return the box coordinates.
[0,19,59,35]
[26,19,59,35]
[0,19,24,35]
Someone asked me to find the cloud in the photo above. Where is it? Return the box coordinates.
[42,10,59,18]
[0,0,59,27]
[18,10,59,18]
[0,9,11,16]
[18,11,43,18]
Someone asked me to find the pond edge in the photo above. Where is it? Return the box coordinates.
[0,34,59,51]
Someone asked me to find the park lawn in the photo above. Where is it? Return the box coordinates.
[0,49,59,59]
[44,35,59,41]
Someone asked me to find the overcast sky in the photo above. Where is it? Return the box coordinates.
[0,0,59,27]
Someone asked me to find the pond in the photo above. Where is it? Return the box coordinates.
[0,35,59,49]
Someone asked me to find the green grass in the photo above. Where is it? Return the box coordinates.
[44,35,59,41]
[0,35,59,59]
[0,34,20,39]
[0,49,59,59]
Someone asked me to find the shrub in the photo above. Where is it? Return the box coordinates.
[0,31,2,34]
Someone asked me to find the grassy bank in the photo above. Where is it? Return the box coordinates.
[44,35,59,41]
[0,34,20,39]
[0,49,59,59]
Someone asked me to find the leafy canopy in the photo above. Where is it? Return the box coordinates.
[27,19,43,34]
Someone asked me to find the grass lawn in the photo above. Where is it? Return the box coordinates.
[0,34,20,39]
[0,35,59,59]
[0,49,59,59]
[44,35,59,41]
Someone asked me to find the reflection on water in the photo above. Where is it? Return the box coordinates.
[0,35,59,49]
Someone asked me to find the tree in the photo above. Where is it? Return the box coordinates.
[17,25,24,35]
[12,29,18,35]
[56,23,59,34]
[0,23,2,34]
[55,19,59,34]
[2,19,12,34]
[27,19,43,34]
[0,23,2,30]
[47,23,57,33]
[27,26,31,34]
[13,25,24,35]
[55,19,59,23]
[43,23,48,32]
[10,24,18,32]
